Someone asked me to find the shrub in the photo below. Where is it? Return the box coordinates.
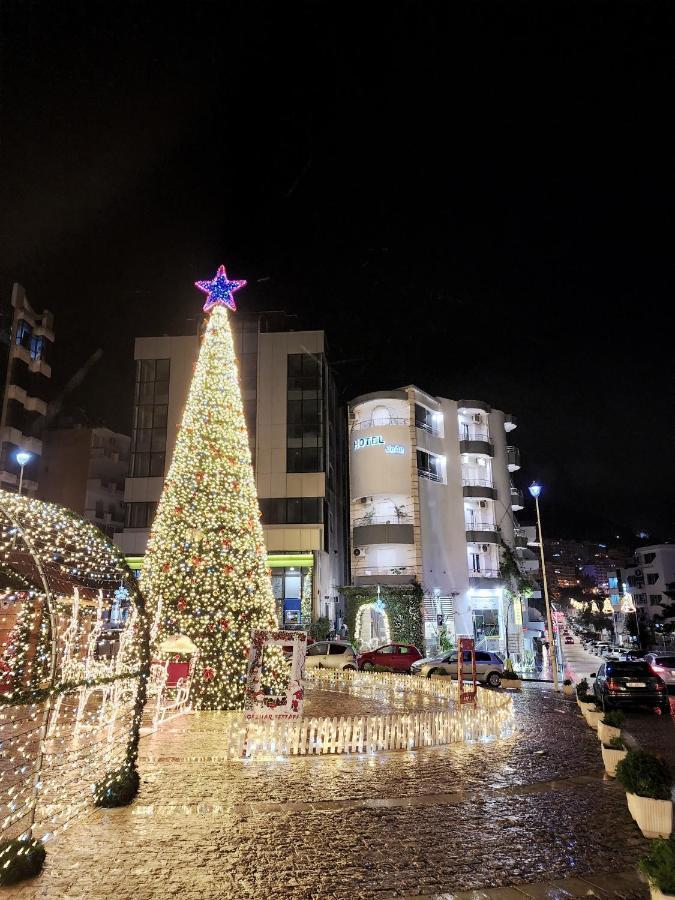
[94,763,140,808]
[370,664,394,673]
[608,736,626,751]
[309,617,331,641]
[576,678,589,697]
[563,678,573,687]
[638,835,675,894]
[615,750,671,800]
[602,710,625,729]
[0,838,46,886]
[501,669,520,680]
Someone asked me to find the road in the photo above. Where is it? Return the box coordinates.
[560,632,675,773]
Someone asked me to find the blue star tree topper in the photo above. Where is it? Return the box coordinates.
[195,265,247,313]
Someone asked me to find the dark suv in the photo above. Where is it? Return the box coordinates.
[593,660,669,712]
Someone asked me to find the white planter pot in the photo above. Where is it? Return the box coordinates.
[584,709,603,729]
[501,679,522,690]
[563,684,575,698]
[649,881,675,900]
[597,721,622,744]
[626,793,673,838]
[601,744,627,777]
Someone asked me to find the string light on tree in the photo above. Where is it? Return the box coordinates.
[141,265,282,710]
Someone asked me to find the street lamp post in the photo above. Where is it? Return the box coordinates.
[16,450,32,497]
[529,482,560,691]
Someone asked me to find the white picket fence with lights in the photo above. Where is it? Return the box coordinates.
[223,670,513,759]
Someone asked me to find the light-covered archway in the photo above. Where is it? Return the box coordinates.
[354,601,391,650]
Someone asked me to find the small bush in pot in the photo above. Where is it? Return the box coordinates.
[577,677,589,698]
[616,751,673,839]
[638,834,675,898]
[603,710,626,729]
[616,751,671,801]
[602,735,628,778]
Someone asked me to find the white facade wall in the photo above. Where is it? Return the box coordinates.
[349,386,524,654]
[621,545,675,622]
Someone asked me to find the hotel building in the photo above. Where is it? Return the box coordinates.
[348,387,527,653]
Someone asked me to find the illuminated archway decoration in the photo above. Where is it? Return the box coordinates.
[354,600,392,648]
[0,492,150,882]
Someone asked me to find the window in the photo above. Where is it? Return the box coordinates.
[130,358,170,477]
[398,646,410,654]
[329,643,348,655]
[649,594,662,606]
[417,449,443,482]
[15,320,32,348]
[95,500,104,518]
[475,652,492,662]
[307,643,327,656]
[635,593,647,605]
[415,404,437,434]
[644,552,657,564]
[259,497,323,524]
[378,645,396,655]
[608,576,619,590]
[470,552,481,573]
[287,353,324,472]
[647,573,660,585]
[124,501,158,529]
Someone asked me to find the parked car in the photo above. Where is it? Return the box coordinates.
[358,643,423,673]
[304,641,358,671]
[644,654,675,689]
[593,661,669,712]
[624,649,646,660]
[602,647,623,661]
[411,650,504,687]
[564,636,574,645]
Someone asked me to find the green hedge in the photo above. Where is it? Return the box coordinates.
[341,582,425,651]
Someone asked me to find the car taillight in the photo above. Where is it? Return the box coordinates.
[654,679,666,691]
[606,678,622,691]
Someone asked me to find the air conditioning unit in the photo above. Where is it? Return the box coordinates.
[481,544,489,552]
[353,548,362,557]
[472,413,482,424]
[478,500,489,510]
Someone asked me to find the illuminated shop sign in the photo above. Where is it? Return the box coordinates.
[353,435,405,455]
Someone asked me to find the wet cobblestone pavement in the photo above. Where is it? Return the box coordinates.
[11,687,651,899]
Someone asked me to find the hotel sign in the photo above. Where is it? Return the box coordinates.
[353,434,405,455]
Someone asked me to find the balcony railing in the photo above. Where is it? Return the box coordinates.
[462,477,494,489]
[469,568,501,579]
[353,565,417,576]
[415,420,442,436]
[418,468,443,483]
[351,417,409,432]
[507,446,521,470]
[464,521,498,531]
[459,427,491,443]
[353,515,412,527]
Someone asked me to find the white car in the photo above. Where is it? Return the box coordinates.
[304,641,358,671]
[602,647,623,661]
[644,653,675,687]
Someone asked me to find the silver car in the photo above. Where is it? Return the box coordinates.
[304,640,358,671]
[644,653,675,688]
[411,650,504,687]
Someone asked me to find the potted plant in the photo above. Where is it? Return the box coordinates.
[638,834,675,900]
[563,677,575,698]
[598,709,625,744]
[501,659,522,690]
[584,698,604,730]
[576,678,595,711]
[602,735,628,778]
[616,750,673,838]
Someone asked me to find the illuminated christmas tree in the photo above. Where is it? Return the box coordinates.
[141,265,280,710]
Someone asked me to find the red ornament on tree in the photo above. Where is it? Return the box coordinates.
[225,564,234,575]
[177,597,187,611]
[192,556,202,567]
[202,666,215,682]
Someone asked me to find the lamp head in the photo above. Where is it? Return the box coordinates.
[16,451,32,467]
[528,481,542,499]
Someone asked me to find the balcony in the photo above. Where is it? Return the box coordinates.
[462,478,497,501]
[417,468,443,483]
[353,521,414,545]
[465,522,499,544]
[507,446,521,472]
[351,417,409,432]
[459,428,494,458]
[353,565,418,586]
[510,487,524,510]
[514,528,529,548]
[458,400,492,414]
[468,569,502,589]
[504,413,517,432]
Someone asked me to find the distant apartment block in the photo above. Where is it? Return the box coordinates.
[0,283,55,495]
[38,426,130,538]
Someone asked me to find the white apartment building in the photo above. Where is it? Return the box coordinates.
[348,387,527,654]
[115,315,348,628]
[620,544,675,623]
[0,283,55,494]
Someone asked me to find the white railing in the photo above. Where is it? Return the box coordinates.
[351,417,409,432]
[223,669,513,759]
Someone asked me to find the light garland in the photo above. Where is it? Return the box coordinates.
[141,267,284,710]
[0,492,151,883]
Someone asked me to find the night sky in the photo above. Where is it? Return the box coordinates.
[1,2,672,541]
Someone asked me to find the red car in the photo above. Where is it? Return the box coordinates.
[357,643,423,673]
